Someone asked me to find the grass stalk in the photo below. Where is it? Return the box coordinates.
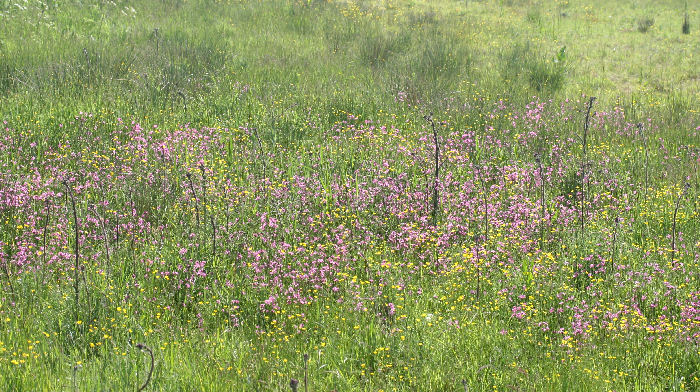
[136,343,154,392]
[251,127,267,179]
[580,96,596,238]
[670,183,690,266]
[178,90,187,112]
[211,215,216,260]
[72,364,81,392]
[1,252,14,299]
[63,180,80,319]
[475,164,489,246]
[200,164,207,224]
[42,198,51,268]
[303,353,309,392]
[424,113,440,226]
[474,234,481,300]
[638,123,649,202]
[536,153,545,251]
[611,215,619,274]
[96,203,111,266]
[186,172,201,226]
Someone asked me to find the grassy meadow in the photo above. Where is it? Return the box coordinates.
[1,0,699,390]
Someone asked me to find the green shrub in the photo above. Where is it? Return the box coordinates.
[526,8,542,25]
[637,17,655,33]
[527,59,565,93]
[414,32,471,82]
[499,44,565,95]
[358,26,409,67]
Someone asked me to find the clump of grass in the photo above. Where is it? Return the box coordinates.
[0,62,14,95]
[414,33,471,83]
[526,8,542,25]
[498,43,530,81]
[682,13,690,34]
[359,26,407,67]
[527,60,565,94]
[637,17,655,33]
[499,43,566,94]
[406,9,437,26]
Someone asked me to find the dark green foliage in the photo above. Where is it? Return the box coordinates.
[358,26,409,67]
[637,17,655,33]
[499,43,565,95]
[527,59,565,93]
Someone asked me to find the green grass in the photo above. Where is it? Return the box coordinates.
[0,0,699,391]
[1,0,697,131]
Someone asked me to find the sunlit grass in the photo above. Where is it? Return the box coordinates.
[0,0,699,391]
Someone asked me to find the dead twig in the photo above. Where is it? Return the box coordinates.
[136,343,154,392]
